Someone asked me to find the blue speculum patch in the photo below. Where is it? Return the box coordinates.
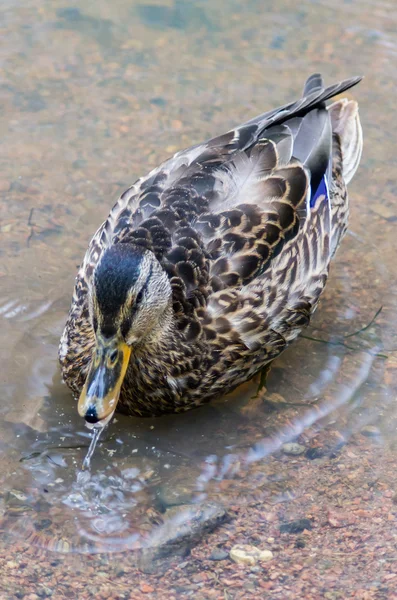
[311,175,329,208]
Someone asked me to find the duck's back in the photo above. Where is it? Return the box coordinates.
[82,74,362,316]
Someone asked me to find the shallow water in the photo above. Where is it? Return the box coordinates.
[0,0,397,579]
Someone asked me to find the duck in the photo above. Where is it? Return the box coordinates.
[59,73,363,428]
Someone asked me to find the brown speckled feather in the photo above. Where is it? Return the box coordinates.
[60,74,363,416]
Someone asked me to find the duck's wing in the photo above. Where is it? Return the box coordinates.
[202,76,363,361]
[204,192,332,376]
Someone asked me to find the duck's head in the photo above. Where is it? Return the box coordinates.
[78,243,172,428]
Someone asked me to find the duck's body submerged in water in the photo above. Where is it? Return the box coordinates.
[59,73,363,427]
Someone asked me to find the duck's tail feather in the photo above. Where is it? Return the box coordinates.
[303,73,324,96]
[328,98,363,185]
[296,75,363,115]
[242,75,363,136]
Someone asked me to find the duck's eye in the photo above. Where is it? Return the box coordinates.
[135,289,144,306]
[120,290,143,340]
[108,349,118,366]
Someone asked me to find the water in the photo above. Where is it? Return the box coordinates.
[0,0,397,591]
[82,426,104,470]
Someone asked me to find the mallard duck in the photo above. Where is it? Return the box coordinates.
[59,73,363,427]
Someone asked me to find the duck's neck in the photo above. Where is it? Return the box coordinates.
[136,302,177,352]
[128,304,204,376]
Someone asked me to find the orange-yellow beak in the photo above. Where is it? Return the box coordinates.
[78,335,131,427]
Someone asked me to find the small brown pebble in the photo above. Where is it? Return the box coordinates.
[139,583,155,593]
[327,509,355,528]
[192,572,208,583]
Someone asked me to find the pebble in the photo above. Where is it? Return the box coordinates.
[140,582,155,593]
[279,518,313,534]
[305,447,326,460]
[34,518,52,531]
[229,544,273,566]
[209,548,229,561]
[327,509,355,528]
[360,425,381,437]
[282,442,306,456]
[37,587,53,598]
[150,96,167,107]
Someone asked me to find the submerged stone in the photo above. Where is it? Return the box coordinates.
[230,544,273,566]
[209,548,229,561]
[282,442,306,456]
[279,518,313,534]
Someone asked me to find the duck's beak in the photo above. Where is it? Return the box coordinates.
[78,335,131,427]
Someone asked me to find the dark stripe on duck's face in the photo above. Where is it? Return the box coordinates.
[118,261,153,339]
